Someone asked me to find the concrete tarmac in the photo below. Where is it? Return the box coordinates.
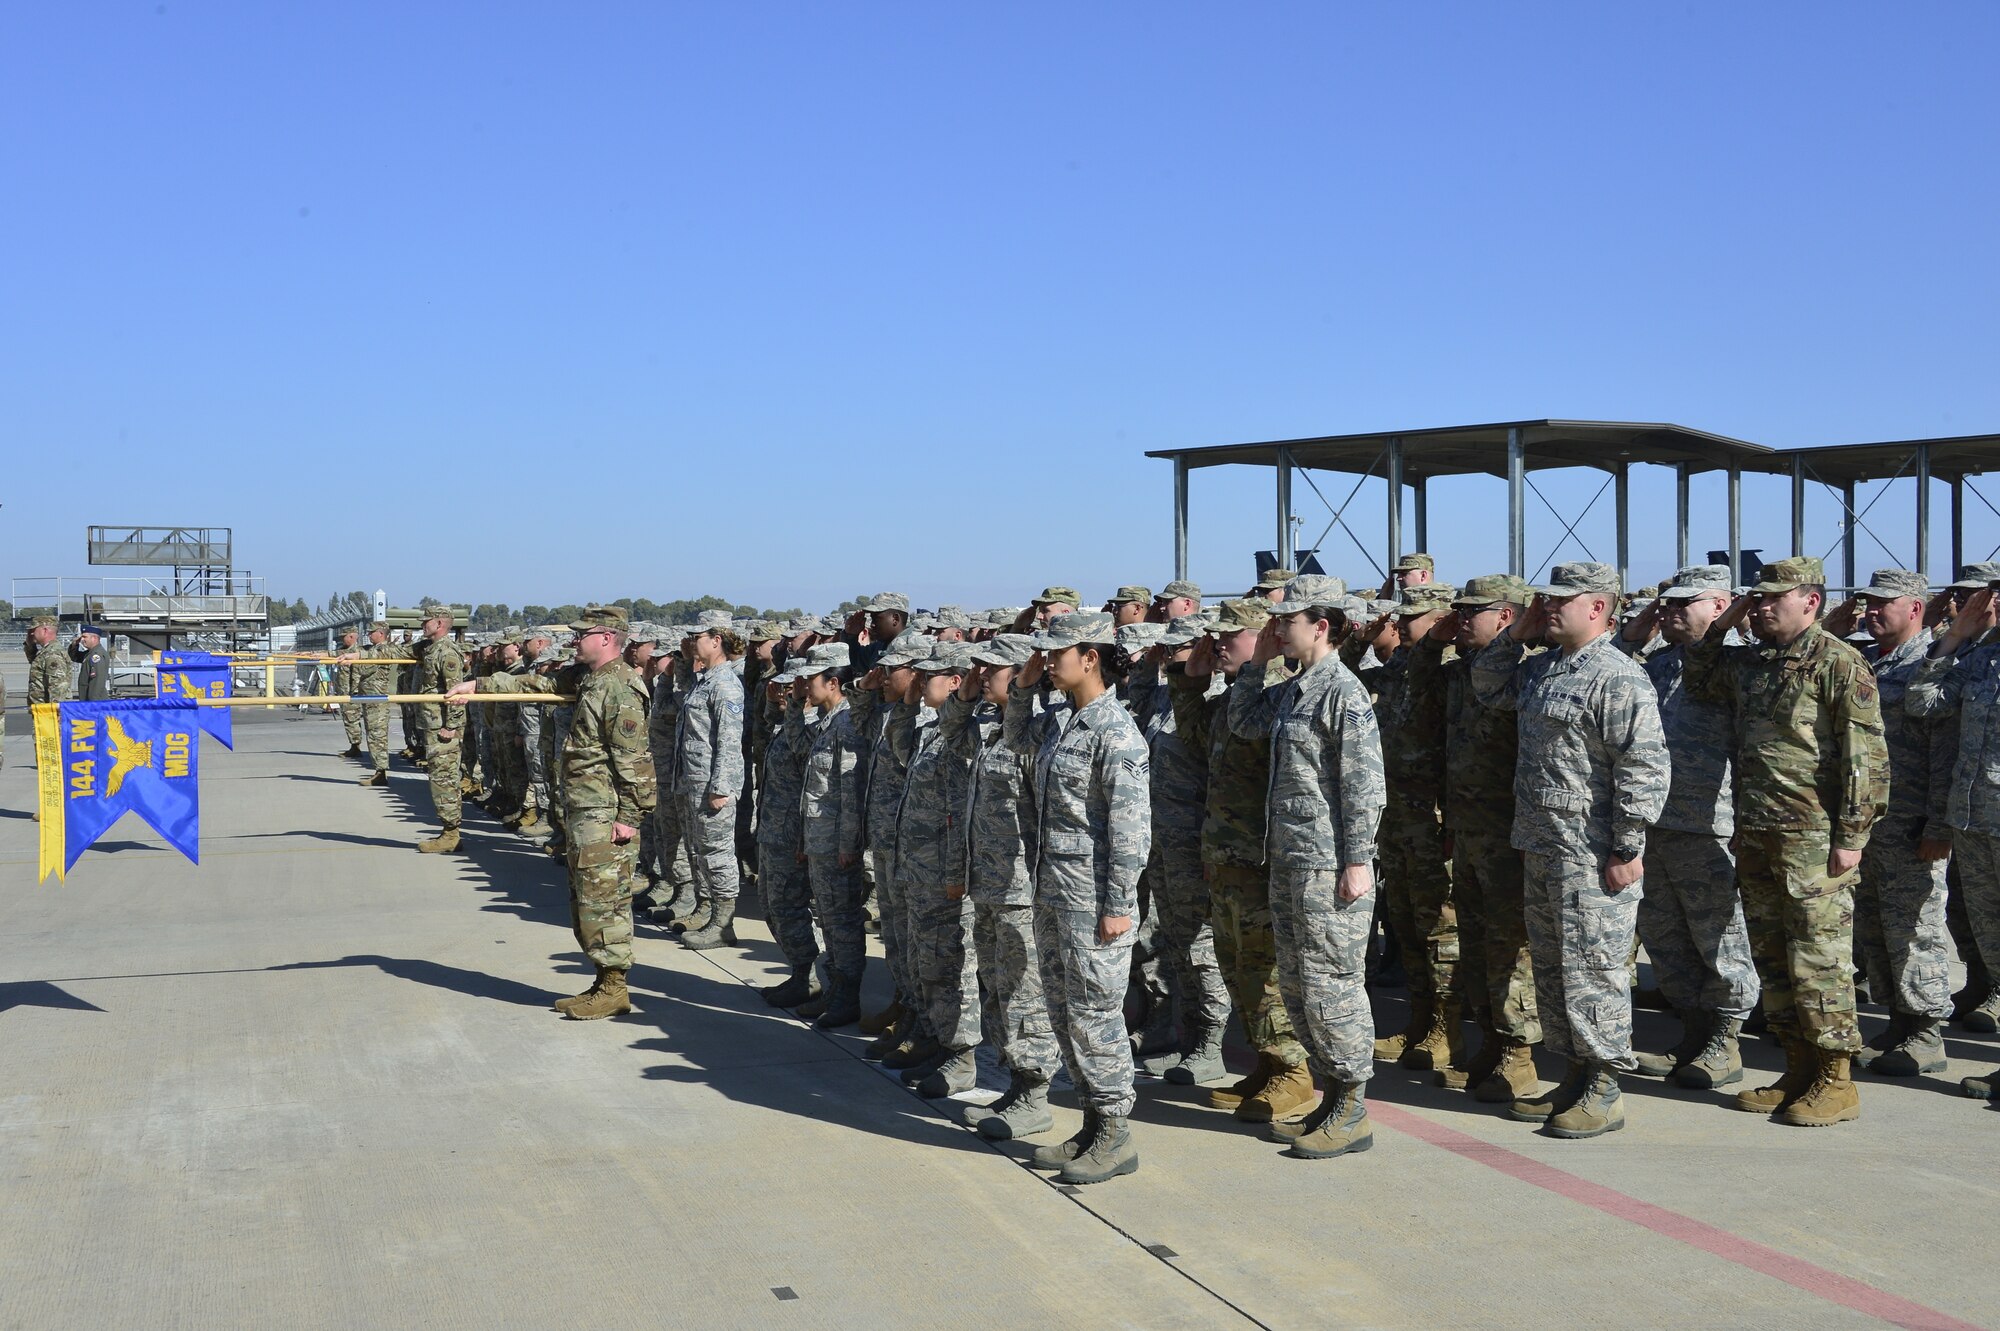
[2,710,1996,1330]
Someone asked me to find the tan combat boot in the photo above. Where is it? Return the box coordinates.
[1209,1053,1274,1111]
[1285,1081,1373,1159]
[1437,1021,1502,1090]
[1474,1040,1542,1104]
[1238,1057,1315,1123]
[565,967,633,1020]
[554,967,605,1014]
[358,770,387,787]
[417,827,461,854]
[1778,1051,1860,1127]
[518,809,541,832]
[1734,1036,1815,1114]
[1401,995,1463,1071]
[1545,1063,1625,1139]
[1506,1059,1588,1123]
[1374,994,1430,1062]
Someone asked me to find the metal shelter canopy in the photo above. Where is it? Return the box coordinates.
[1148,419,1774,588]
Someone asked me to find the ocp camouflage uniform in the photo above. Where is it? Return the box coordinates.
[673,658,747,907]
[27,636,74,705]
[1368,635,1459,1038]
[1443,646,1542,1046]
[1232,649,1387,1086]
[357,640,397,774]
[1904,629,2000,1028]
[516,645,551,820]
[484,659,657,972]
[1170,658,1307,1070]
[1639,643,1759,1021]
[1473,631,1671,1071]
[1007,684,1151,1119]
[955,697,1060,1082]
[896,691,979,1051]
[336,648,364,749]
[1138,667,1231,1051]
[801,695,868,987]
[1684,620,1888,1053]
[642,657,696,908]
[756,696,821,971]
[420,634,466,831]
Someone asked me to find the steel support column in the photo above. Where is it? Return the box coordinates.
[1385,438,1404,575]
[1952,474,1965,578]
[1791,455,1806,557]
[1413,476,1428,554]
[1842,480,1858,592]
[1507,427,1525,578]
[1728,466,1742,586]
[1675,463,1690,569]
[1916,443,1931,579]
[1614,462,1629,591]
[1276,446,1295,569]
[1173,455,1190,581]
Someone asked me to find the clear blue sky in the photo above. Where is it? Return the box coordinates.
[5,3,1997,613]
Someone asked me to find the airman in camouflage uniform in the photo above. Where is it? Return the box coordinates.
[955,633,1064,1140]
[1362,583,1460,1069]
[463,605,657,1019]
[1903,567,2000,1098]
[754,676,822,1007]
[675,611,748,950]
[1170,598,1315,1124]
[416,609,467,853]
[335,628,365,755]
[355,622,397,786]
[641,630,698,921]
[1620,566,1759,1090]
[1231,577,1387,1160]
[1838,570,1955,1077]
[1008,612,1151,1185]
[514,630,555,833]
[1473,562,1670,1139]
[1440,575,1544,1102]
[1684,556,1889,1127]
[26,617,73,705]
[893,643,982,1097]
[796,642,870,1027]
[856,630,934,1044]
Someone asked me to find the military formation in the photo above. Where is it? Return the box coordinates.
[256,554,2000,1181]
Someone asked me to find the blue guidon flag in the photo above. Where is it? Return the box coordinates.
[34,699,202,882]
[157,651,234,748]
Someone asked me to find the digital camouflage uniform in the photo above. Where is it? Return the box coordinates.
[1232,645,1387,1086]
[643,657,696,907]
[896,685,979,1051]
[1137,664,1231,1052]
[1443,624,1542,1045]
[1473,626,1671,1072]
[801,693,869,986]
[1639,642,1760,1021]
[420,632,467,831]
[955,692,1060,1082]
[1684,609,1888,1053]
[1904,626,2000,1025]
[756,696,821,971]
[673,657,747,906]
[1170,656,1306,1069]
[484,656,657,972]
[1007,680,1151,1119]
[1855,627,1953,1021]
[860,633,933,1015]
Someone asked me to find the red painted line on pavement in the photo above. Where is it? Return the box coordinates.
[1367,1101,1984,1331]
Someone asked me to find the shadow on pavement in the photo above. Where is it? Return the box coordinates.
[268,954,563,1008]
[0,981,108,1016]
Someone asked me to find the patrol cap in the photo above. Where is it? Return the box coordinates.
[1110,585,1153,606]
[1396,584,1457,616]
[31,614,58,629]
[1392,552,1435,573]
[970,633,1036,668]
[865,592,910,614]
[1273,575,1349,614]
[1366,598,1400,618]
[1255,567,1296,591]
[1156,580,1202,602]
[368,620,389,634]
[569,604,630,633]
[685,609,732,631]
[627,623,662,646]
[1160,613,1207,648]
[1452,574,1533,610]
[421,606,456,626]
[745,620,784,643]
[1750,556,1826,595]
[789,642,851,678]
[1858,568,1930,601]
[1206,598,1272,634]
[522,625,554,642]
[1950,561,2000,590]
[913,641,976,674]
[502,627,523,644]
[1659,565,1733,600]
[1115,622,1165,654]
[1530,562,1622,599]
[1031,586,1082,608]
[1030,610,1117,651]
[878,630,935,668]
[932,606,973,631]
